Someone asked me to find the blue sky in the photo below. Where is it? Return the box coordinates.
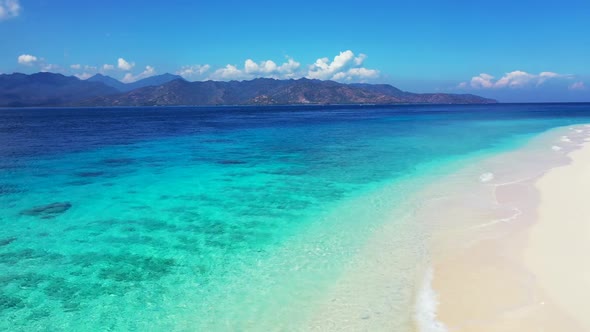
[1,0,589,102]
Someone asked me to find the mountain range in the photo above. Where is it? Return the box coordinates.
[0,72,497,107]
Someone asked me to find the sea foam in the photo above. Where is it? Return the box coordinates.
[415,268,448,332]
[479,172,494,182]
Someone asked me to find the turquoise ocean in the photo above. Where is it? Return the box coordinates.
[1,104,590,331]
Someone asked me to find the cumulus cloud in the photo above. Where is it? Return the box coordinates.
[569,81,586,91]
[70,64,81,70]
[245,59,277,74]
[211,64,243,80]
[102,64,115,71]
[17,54,38,65]
[176,64,210,80]
[494,71,537,88]
[332,67,379,81]
[354,53,367,66]
[117,58,135,71]
[461,71,570,89]
[205,51,376,82]
[307,50,378,81]
[0,0,20,21]
[208,57,302,81]
[122,65,156,83]
[277,58,301,78]
[467,73,495,88]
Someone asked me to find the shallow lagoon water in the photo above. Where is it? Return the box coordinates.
[1,104,590,331]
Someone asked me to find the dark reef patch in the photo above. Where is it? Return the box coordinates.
[0,183,23,196]
[0,273,46,290]
[65,180,93,186]
[20,202,72,218]
[0,293,25,312]
[76,171,106,178]
[100,158,136,166]
[201,138,235,144]
[217,160,248,165]
[96,254,176,282]
[0,237,17,247]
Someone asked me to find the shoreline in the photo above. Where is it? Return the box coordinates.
[301,123,590,331]
[430,125,590,331]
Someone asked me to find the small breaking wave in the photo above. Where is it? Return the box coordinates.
[415,268,448,332]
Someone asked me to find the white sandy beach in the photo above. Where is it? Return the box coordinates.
[524,140,590,330]
[433,130,590,331]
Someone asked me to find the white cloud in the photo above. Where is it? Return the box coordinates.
[244,59,259,74]
[117,58,135,71]
[569,81,586,91]
[102,64,115,71]
[354,53,367,66]
[211,64,243,80]
[307,51,353,79]
[495,71,536,88]
[70,64,81,70]
[467,73,495,88]
[345,67,379,79]
[306,50,379,82]
[17,54,37,65]
[208,57,303,81]
[461,71,571,89]
[539,71,560,78]
[40,64,60,72]
[0,0,20,21]
[203,51,376,82]
[121,65,156,83]
[277,58,301,77]
[244,59,278,74]
[176,64,210,80]
[75,72,93,80]
[538,71,563,85]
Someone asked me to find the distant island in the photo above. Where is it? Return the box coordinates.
[0,72,497,107]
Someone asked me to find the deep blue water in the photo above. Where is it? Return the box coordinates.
[1,103,590,330]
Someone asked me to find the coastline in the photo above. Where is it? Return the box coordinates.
[430,125,590,331]
[301,123,590,331]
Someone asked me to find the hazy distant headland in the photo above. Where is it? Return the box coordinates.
[0,72,497,107]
